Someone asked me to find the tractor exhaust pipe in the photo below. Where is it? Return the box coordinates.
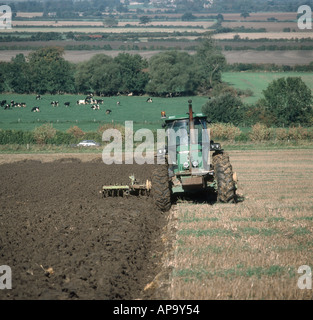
[188,100,197,171]
[188,100,196,145]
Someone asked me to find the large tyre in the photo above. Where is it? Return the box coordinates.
[151,164,172,212]
[212,152,237,203]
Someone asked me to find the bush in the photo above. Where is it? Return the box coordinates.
[288,126,309,141]
[66,126,85,140]
[0,129,35,144]
[209,83,237,97]
[52,131,76,145]
[249,123,273,141]
[209,123,242,141]
[202,93,244,126]
[33,124,57,144]
[275,128,289,141]
[98,123,125,142]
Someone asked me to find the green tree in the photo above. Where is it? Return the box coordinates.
[113,53,149,94]
[260,77,313,126]
[75,54,120,95]
[145,51,200,96]
[139,16,151,25]
[28,47,75,94]
[103,15,118,27]
[240,12,250,19]
[9,54,31,93]
[195,37,227,93]
[216,13,224,22]
[202,93,244,125]
[181,12,196,21]
[0,62,11,93]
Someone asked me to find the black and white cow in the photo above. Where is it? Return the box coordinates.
[31,107,40,112]
[77,99,86,105]
[91,104,100,110]
[64,102,70,107]
[105,109,112,114]
[51,101,59,107]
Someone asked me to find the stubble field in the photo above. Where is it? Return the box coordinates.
[169,149,313,299]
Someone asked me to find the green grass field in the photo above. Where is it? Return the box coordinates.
[222,72,313,104]
[0,94,208,132]
[2,72,313,133]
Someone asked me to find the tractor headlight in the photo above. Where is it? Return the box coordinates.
[210,143,221,151]
[183,162,189,169]
[192,160,199,168]
[157,147,167,155]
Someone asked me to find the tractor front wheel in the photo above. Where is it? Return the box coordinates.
[151,165,172,212]
[213,152,237,203]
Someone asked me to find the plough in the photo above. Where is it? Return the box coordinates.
[101,175,151,198]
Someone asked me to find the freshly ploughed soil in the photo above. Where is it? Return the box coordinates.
[0,157,169,300]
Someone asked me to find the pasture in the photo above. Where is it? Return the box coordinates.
[222,72,313,104]
[0,94,208,132]
[2,71,313,132]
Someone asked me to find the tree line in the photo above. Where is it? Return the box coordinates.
[0,38,225,96]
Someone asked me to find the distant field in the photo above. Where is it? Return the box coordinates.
[0,95,208,132]
[223,50,313,66]
[2,49,313,65]
[222,21,309,33]
[12,20,215,28]
[3,26,209,34]
[222,72,313,104]
[214,32,313,40]
[16,12,43,18]
[221,12,298,21]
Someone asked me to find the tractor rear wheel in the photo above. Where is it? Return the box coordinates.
[151,164,172,212]
[212,152,237,203]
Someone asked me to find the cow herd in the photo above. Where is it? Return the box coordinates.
[1,93,154,115]
[1,100,27,110]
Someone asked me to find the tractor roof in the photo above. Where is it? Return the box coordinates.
[165,112,206,122]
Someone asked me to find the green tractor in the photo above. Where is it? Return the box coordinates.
[151,100,237,212]
[101,100,237,211]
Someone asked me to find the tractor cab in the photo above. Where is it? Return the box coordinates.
[161,100,222,176]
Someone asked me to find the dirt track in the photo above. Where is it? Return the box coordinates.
[0,156,169,300]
